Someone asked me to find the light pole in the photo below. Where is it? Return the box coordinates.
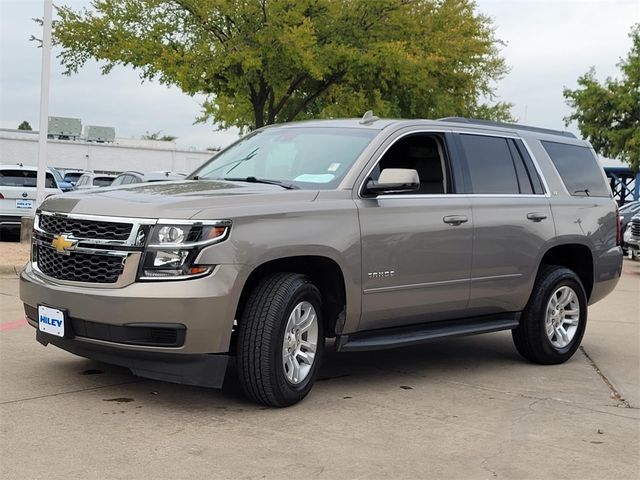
[36,0,53,207]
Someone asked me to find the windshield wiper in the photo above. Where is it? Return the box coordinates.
[223,176,299,190]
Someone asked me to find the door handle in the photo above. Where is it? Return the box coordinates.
[443,215,468,226]
[526,212,548,222]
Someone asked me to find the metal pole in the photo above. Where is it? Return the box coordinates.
[36,0,53,207]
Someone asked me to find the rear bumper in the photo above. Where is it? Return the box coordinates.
[589,246,623,305]
[32,325,228,388]
[0,215,22,227]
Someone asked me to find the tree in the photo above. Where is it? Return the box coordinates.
[564,24,639,170]
[142,130,177,142]
[17,121,32,131]
[53,0,512,131]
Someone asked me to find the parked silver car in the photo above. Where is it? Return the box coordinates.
[110,171,186,186]
[74,172,116,189]
[20,116,622,407]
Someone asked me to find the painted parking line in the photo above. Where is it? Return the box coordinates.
[0,318,27,332]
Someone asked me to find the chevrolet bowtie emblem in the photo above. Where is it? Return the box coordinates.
[51,234,78,254]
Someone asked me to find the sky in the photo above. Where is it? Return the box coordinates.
[1,0,638,156]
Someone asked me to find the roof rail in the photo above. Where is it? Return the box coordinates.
[438,117,577,139]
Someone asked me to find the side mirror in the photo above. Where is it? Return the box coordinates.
[363,168,420,196]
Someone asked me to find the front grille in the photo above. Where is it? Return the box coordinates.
[39,215,132,240]
[631,219,640,236]
[36,245,125,283]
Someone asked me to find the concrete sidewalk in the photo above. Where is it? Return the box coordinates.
[0,240,29,275]
[0,260,638,479]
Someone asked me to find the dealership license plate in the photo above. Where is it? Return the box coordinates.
[38,305,65,337]
[15,199,33,209]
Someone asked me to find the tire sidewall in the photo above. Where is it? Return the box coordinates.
[271,281,324,405]
[537,272,587,359]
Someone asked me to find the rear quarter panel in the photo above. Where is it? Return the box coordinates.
[522,132,622,304]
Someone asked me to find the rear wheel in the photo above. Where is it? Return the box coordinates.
[512,265,587,364]
[237,273,324,407]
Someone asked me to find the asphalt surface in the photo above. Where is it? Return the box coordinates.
[0,259,638,479]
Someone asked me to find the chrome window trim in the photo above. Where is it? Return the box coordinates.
[356,129,552,199]
[356,128,450,199]
[378,194,550,200]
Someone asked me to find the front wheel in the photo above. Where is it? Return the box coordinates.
[512,265,587,364]
[237,273,324,407]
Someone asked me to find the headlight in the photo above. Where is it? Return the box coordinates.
[138,220,230,281]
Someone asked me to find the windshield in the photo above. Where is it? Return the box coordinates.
[191,127,377,189]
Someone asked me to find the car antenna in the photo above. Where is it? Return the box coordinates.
[359,110,379,125]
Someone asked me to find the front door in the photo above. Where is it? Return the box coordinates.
[355,131,473,331]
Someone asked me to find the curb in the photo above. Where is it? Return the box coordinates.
[0,264,25,276]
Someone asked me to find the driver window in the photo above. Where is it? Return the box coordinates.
[370,134,449,194]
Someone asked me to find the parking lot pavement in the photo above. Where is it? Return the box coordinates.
[1,262,638,480]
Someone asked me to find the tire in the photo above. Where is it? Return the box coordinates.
[237,272,324,407]
[512,265,587,365]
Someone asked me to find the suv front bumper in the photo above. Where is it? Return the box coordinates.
[20,263,244,387]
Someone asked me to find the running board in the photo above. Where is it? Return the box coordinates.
[336,313,520,352]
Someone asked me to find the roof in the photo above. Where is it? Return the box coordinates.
[270,116,579,140]
[0,163,56,173]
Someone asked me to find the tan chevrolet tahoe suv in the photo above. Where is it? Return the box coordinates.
[20,116,623,407]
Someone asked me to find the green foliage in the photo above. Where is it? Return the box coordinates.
[53,0,512,130]
[564,24,639,170]
[142,130,177,141]
[17,121,33,131]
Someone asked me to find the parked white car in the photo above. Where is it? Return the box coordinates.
[74,172,116,190]
[0,164,63,231]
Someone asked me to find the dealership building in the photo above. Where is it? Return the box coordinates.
[0,117,214,174]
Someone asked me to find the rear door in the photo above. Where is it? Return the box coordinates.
[454,133,555,315]
[355,129,473,331]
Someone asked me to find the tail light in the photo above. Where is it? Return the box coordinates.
[615,205,622,246]
[0,192,4,199]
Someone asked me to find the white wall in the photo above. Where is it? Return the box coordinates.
[0,129,213,173]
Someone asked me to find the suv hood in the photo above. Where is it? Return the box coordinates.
[40,180,319,219]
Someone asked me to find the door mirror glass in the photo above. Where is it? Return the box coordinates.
[364,168,420,196]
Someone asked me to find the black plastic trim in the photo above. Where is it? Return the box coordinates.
[34,328,228,388]
[336,313,520,352]
[25,304,186,347]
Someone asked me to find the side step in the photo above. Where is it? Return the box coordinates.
[336,313,520,352]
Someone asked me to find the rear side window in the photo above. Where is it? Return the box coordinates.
[458,135,519,194]
[0,170,56,188]
[64,172,83,183]
[541,141,610,197]
[93,177,114,187]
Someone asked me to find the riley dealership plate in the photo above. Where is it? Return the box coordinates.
[38,305,65,337]
[15,199,33,209]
